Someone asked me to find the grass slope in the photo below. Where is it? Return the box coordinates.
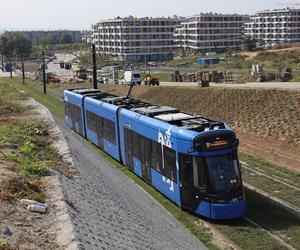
[10,78,300,250]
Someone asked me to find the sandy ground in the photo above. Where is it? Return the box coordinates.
[0,95,78,249]
[240,46,300,60]
[101,84,300,173]
[238,132,300,173]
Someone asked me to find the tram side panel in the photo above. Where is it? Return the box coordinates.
[119,109,181,206]
[84,97,120,161]
[63,90,85,137]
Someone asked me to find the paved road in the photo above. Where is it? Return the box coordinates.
[55,118,207,250]
[160,81,300,90]
[0,71,17,77]
[47,53,78,80]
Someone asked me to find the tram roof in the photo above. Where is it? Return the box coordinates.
[66,88,226,132]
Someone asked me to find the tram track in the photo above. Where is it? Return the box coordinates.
[244,182,300,218]
[240,161,300,219]
[14,79,300,250]
[244,216,297,250]
[240,161,300,191]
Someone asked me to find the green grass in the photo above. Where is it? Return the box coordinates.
[11,78,93,120]
[242,169,300,208]
[9,78,65,119]
[239,152,300,209]
[211,189,300,250]
[0,79,66,202]
[240,152,300,184]
[246,190,300,249]
[0,79,28,116]
[212,220,286,250]
[11,77,300,250]
[0,238,7,249]
[0,119,52,201]
[20,162,49,176]
[1,121,55,177]
[163,48,300,82]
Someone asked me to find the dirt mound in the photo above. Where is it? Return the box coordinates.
[240,46,300,60]
[102,85,300,171]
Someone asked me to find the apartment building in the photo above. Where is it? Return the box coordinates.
[245,8,300,46]
[175,13,246,54]
[20,30,81,45]
[92,16,182,62]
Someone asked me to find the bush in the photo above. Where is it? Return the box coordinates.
[20,162,49,176]
[19,139,36,156]
[0,176,42,201]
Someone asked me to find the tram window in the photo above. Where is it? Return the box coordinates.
[143,137,151,161]
[65,102,81,122]
[163,146,177,182]
[133,132,141,159]
[96,115,103,148]
[86,111,103,137]
[103,118,116,144]
[65,102,80,120]
[110,120,116,144]
[193,157,206,187]
[86,111,95,131]
[124,128,133,168]
[95,115,103,137]
[151,140,162,171]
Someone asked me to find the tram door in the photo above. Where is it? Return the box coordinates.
[140,137,152,183]
[179,154,203,212]
[179,154,193,210]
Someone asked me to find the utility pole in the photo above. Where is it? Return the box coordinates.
[42,51,46,94]
[1,54,4,70]
[21,57,25,84]
[144,52,147,76]
[10,57,12,78]
[92,44,97,89]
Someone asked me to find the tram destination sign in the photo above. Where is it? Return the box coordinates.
[194,131,237,152]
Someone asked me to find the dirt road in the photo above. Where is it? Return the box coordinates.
[160,81,300,90]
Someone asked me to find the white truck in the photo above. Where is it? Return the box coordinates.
[122,70,141,85]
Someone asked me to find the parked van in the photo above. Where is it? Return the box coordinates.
[122,70,141,85]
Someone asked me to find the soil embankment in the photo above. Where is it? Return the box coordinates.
[0,81,76,249]
[101,85,300,172]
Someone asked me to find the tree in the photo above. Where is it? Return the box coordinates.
[13,32,32,57]
[244,36,257,51]
[38,35,55,47]
[59,33,73,44]
[0,33,14,58]
[0,32,32,58]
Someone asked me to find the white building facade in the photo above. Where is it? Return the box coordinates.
[245,8,300,46]
[175,13,246,54]
[92,16,182,62]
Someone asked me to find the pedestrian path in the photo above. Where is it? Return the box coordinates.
[56,118,207,250]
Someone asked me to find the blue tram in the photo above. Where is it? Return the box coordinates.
[64,88,246,219]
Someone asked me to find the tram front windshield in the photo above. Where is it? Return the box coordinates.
[206,153,241,194]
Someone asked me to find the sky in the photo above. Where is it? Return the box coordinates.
[0,0,295,31]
